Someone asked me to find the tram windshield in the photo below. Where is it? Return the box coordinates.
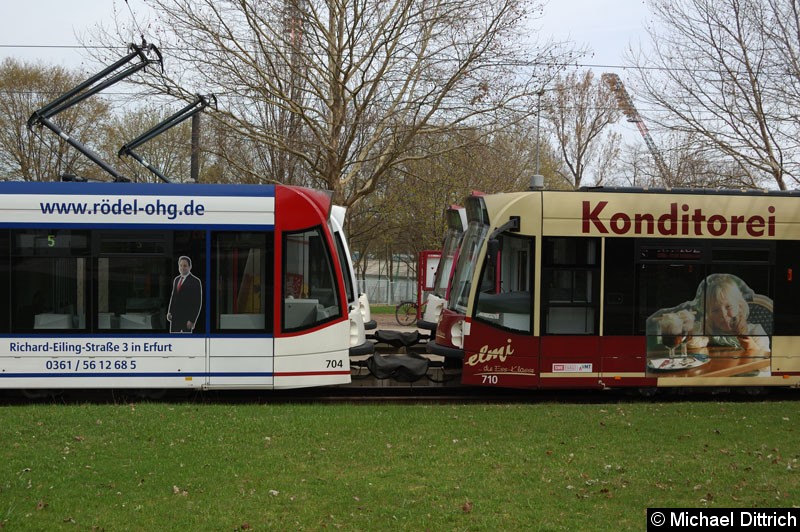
[449,220,490,313]
[329,205,357,307]
[431,223,464,298]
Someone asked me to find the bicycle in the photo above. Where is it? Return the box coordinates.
[394,300,419,326]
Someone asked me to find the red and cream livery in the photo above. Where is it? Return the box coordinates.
[429,188,800,391]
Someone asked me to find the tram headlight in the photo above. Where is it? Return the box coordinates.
[348,306,366,347]
[358,293,371,324]
[450,319,464,348]
[422,294,445,323]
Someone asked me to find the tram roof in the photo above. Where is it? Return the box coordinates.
[575,185,800,197]
[0,181,281,198]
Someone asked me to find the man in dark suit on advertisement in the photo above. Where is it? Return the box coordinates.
[167,256,202,333]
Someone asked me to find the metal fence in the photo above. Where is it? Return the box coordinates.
[358,278,416,305]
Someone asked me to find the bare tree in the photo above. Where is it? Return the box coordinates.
[618,130,761,188]
[544,70,621,189]
[347,122,564,277]
[633,0,796,190]
[761,1,800,127]
[96,0,570,204]
[616,144,658,188]
[99,103,214,183]
[0,59,112,181]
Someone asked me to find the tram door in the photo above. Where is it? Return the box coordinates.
[209,232,274,388]
[273,227,350,388]
[461,233,537,389]
[539,237,602,389]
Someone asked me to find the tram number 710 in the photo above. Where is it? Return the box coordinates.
[482,375,498,384]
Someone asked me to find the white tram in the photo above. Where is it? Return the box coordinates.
[0,182,370,391]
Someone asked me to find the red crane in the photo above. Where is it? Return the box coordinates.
[602,73,672,183]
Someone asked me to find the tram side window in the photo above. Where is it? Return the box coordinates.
[473,233,533,333]
[775,241,800,335]
[705,249,773,338]
[636,242,773,339]
[282,227,342,331]
[95,231,182,333]
[636,264,705,335]
[11,230,89,332]
[541,237,600,334]
[213,232,272,332]
[0,231,7,333]
[603,238,636,335]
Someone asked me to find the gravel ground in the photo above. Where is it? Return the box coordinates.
[371,312,419,332]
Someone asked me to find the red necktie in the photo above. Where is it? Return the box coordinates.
[178,277,184,292]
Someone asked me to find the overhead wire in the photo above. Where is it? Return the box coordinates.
[0,43,657,72]
[123,0,148,43]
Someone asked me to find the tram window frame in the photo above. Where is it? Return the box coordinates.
[94,230,179,334]
[603,238,636,335]
[211,231,272,333]
[472,232,534,334]
[774,240,800,335]
[633,239,775,336]
[10,229,90,333]
[0,231,8,333]
[541,237,600,335]
[281,226,342,333]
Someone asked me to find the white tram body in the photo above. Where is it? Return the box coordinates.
[0,182,365,391]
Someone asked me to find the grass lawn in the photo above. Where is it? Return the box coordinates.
[1,399,797,530]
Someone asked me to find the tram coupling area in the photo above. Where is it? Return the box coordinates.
[348,328,463,388]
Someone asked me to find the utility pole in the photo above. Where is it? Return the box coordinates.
[119,94,215,183]
[191,112,201,182]
[531,88,545,190]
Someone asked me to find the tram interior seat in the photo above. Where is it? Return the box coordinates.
[120,313,156,329]
[126,297,162,312]
[316,304,338,320]
[220,313,265,329]
[98,312,115,329]
[284,298,318,329]
[34,313,73,329]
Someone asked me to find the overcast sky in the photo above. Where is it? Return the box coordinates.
[0,0,652,69]
[0,0,654,185]
[541,0,652,67]
[0,0,653,147]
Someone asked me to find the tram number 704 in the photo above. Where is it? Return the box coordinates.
[326,359,344,369]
